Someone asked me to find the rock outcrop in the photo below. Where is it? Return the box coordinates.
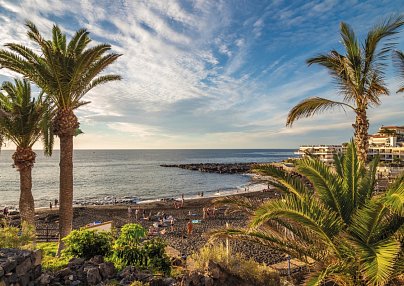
[0,248,42,286]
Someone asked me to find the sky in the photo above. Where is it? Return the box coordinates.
[0,0,403,150]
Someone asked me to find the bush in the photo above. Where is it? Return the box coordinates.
[62,228,113,259]
[113,223,171,275]
[36,242,70,270]
[142,238,171,275]
[191,243,278,285]
[0,221,35,249]
[113,224,146,266]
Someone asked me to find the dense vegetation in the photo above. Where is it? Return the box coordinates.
[213,142,404,286]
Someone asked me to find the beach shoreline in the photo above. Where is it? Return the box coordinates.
[35,187,285,266]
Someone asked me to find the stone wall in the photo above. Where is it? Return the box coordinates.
[0,248,42,286]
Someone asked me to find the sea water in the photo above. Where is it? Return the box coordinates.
[0,149,295,208]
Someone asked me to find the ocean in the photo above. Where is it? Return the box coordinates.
[0,149,296,208]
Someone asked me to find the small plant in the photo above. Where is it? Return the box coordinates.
[113,224,146,266]
[0,221,35,249]
[130,282,150,286]
[62,228,113,259]
[191,243,278,285]
[113,223,171,275]
[36,242,70,270]
[143,238,171,275]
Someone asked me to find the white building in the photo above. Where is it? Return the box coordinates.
[295,145,343,164]
[295,125,404,164]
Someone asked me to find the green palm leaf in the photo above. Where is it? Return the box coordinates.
[253,164,310,199]
[394,50,404,93]
[286,97,354,127]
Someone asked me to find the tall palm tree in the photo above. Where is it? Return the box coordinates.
[0,22,121,252]
[0,79,53,229]
[212,143,404,286]
[394,50,404,92]
[286,16,404,164]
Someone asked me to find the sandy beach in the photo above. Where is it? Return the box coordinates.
[35,188,286,265]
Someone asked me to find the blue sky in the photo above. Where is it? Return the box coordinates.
[0,0,403,149]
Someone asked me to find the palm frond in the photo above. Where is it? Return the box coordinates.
[342,141,361,218]
[350,237,401,286]
[296,157,345,221]
[286,97,354,127]
[253,164,310,199]
[250,196,344,256]
[394,50,404,93]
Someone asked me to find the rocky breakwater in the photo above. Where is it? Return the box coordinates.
[160,163,263,174]
[0,248,42,286]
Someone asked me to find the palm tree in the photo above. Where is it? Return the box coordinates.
[212,143,404,286]
[286,16,404,164]
[394,50,404,93]
[0,22,121,252]
[0,79,53,229]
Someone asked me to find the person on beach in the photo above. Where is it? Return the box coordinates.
[135,208,139,220]
[49,202,52,209]
[54,199,58,207]
[128,206,132,219]
[170,218,174,232]
[187,219,193,235]
[3,207,9,217]
[181,194,184,208]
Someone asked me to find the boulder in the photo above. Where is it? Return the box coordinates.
[98,262,115,279]
[38,273,51,285]
[16,258,32,276]
[86,267,102,285]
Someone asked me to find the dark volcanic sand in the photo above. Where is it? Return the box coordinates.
[35,190,286,265]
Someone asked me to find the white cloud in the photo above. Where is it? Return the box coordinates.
[0,0,402,150]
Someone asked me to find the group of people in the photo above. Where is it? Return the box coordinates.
[147,211,176,236]
[202,206,217,219]
[127,206,149,221]
[49,199,58,209]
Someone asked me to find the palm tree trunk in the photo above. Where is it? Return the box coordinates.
[19,166,36,229]
[353,110,369,164]
[57,134,74,255]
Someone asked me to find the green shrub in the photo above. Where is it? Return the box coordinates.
[0,221,35,249]
[113,224,146,266]
[113,223,171,275]
[142,238,171,275]
[36,242,70,270]
[62,228,113,259]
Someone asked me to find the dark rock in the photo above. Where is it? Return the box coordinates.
[19,273,30,286]
[86,267,102,285]
[33,265,42,279]
[16,258,32,276]
[32,250,42,266]
[68,258,85,269]
[5,272,18,283]
[89,255,104,265]
[98,262,115,279]
[2,259,17,273]
[57,267,73,278]
[202,276,214,286]
[38,273,51,285]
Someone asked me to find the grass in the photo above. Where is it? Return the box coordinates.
[190,243,279,286]
[36,242,70,271]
